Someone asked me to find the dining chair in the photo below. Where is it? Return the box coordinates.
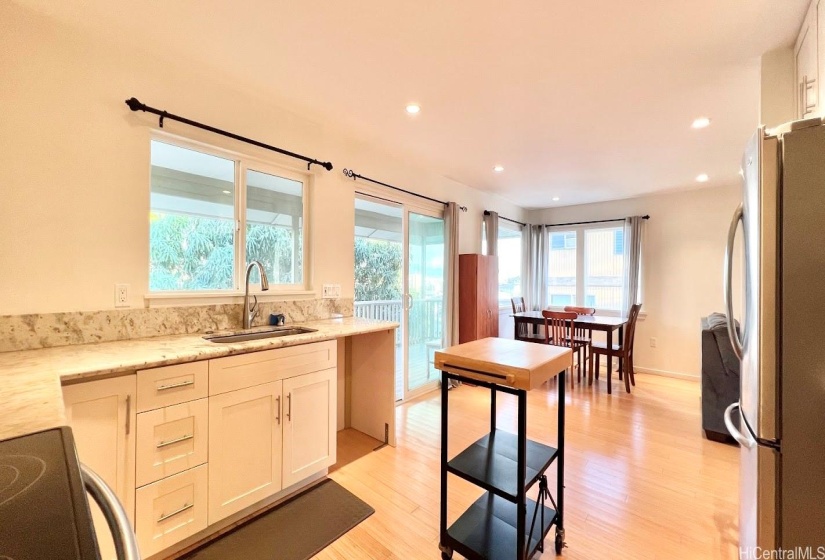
[590,303,642,394]
[541,310,582,388]
[512,297,543,344]
[563,306,595,383]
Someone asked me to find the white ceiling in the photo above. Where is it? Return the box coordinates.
[17,0,809,208]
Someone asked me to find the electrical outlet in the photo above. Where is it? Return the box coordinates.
[650,337,657,348]
[115,284,129,308]
[322,284,341,299]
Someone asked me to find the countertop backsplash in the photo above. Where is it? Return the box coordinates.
[0,297,354,353]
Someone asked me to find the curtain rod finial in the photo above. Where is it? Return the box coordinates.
[125,97,144,112]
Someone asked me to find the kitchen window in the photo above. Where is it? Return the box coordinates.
[149,138,308,293]
[547,225,637,312]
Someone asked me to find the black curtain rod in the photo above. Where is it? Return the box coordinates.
[125,97,334,171]
[545,215,650,228]
[483,210,526,227]
[344,169,467,211]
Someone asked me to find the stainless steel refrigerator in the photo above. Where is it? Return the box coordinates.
[723,117,825,550]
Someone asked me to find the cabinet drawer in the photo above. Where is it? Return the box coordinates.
[137,361,208,412]
[136,399,208,487]
[135,465,208,558]
[209,340,336,395]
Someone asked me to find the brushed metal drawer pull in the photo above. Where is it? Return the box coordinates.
[157,380,195,391]
[156,434,194,449]
[157,503,193,523]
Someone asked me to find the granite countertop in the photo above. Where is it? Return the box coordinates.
[0,361,66,441]
[0,317,399,384]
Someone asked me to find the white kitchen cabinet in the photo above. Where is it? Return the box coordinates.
[282,368,337,487]
[796,0,820,118]
[208,340,336,396]
[63,375,137,560]
[135,464,208,557]
[136,398,208,487]
[207,380,283,524]
[137,360,208,413]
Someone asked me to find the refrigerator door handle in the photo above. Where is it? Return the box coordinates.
[724,203,745,360]
[724,402,755,448]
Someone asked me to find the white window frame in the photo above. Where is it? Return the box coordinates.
[546,223,640,316]
[146,131,312,303]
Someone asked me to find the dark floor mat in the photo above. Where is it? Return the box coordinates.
[182,479,374,560]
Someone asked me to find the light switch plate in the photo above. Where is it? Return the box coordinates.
[322,284,341,299]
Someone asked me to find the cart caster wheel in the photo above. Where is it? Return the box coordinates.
[555,528,566,554]
[439,544,453,559]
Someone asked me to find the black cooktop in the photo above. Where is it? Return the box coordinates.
[0,427,101,560]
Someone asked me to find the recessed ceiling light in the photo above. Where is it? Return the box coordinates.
[691,117,711,129]
[493,165,504,173]
[552,197,560,202]
[405,104,421,114]
[696,174,709,183]
[222,190,231,194]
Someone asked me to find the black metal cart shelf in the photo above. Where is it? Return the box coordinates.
[439,371,566,560]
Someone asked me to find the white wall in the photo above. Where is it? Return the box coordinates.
[0,3,525,315]
[527,185,743,379]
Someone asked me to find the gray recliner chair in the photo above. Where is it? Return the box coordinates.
[701,313,740,444]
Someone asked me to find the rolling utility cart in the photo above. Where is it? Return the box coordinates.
[434,338,573,560]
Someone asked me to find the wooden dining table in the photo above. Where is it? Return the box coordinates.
[511,311,629,392]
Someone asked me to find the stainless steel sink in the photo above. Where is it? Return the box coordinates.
[202,326,317,343]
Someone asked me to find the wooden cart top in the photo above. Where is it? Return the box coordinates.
[434,337,573,391]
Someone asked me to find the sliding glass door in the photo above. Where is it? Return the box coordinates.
[354,195,445,401]
[406,211,445,398]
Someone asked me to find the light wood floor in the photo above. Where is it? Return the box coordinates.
[319,373,740,560]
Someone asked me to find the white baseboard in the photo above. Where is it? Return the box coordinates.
[587,359,699,381]
[633,366,699,381]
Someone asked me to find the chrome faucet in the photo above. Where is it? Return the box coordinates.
[243,261,270,329]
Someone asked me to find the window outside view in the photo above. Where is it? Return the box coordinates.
[497,224,522,307]
[149,140,305,291]
[149,141,236,291]
[547,226,626,310]
[547,230,577,306]
[584,227,624,310]
[245,169,303,285]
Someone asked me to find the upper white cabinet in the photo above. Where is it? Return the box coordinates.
[63,375,137,560]
[796,0,821,118]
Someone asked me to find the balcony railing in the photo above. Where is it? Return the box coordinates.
[354,298,443,345]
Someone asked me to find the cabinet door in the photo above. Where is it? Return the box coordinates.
[459,254,480,343]
[208,381,282,524]
[63,375,137,560]
[282,368,336,488]
[796,0,819,117]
